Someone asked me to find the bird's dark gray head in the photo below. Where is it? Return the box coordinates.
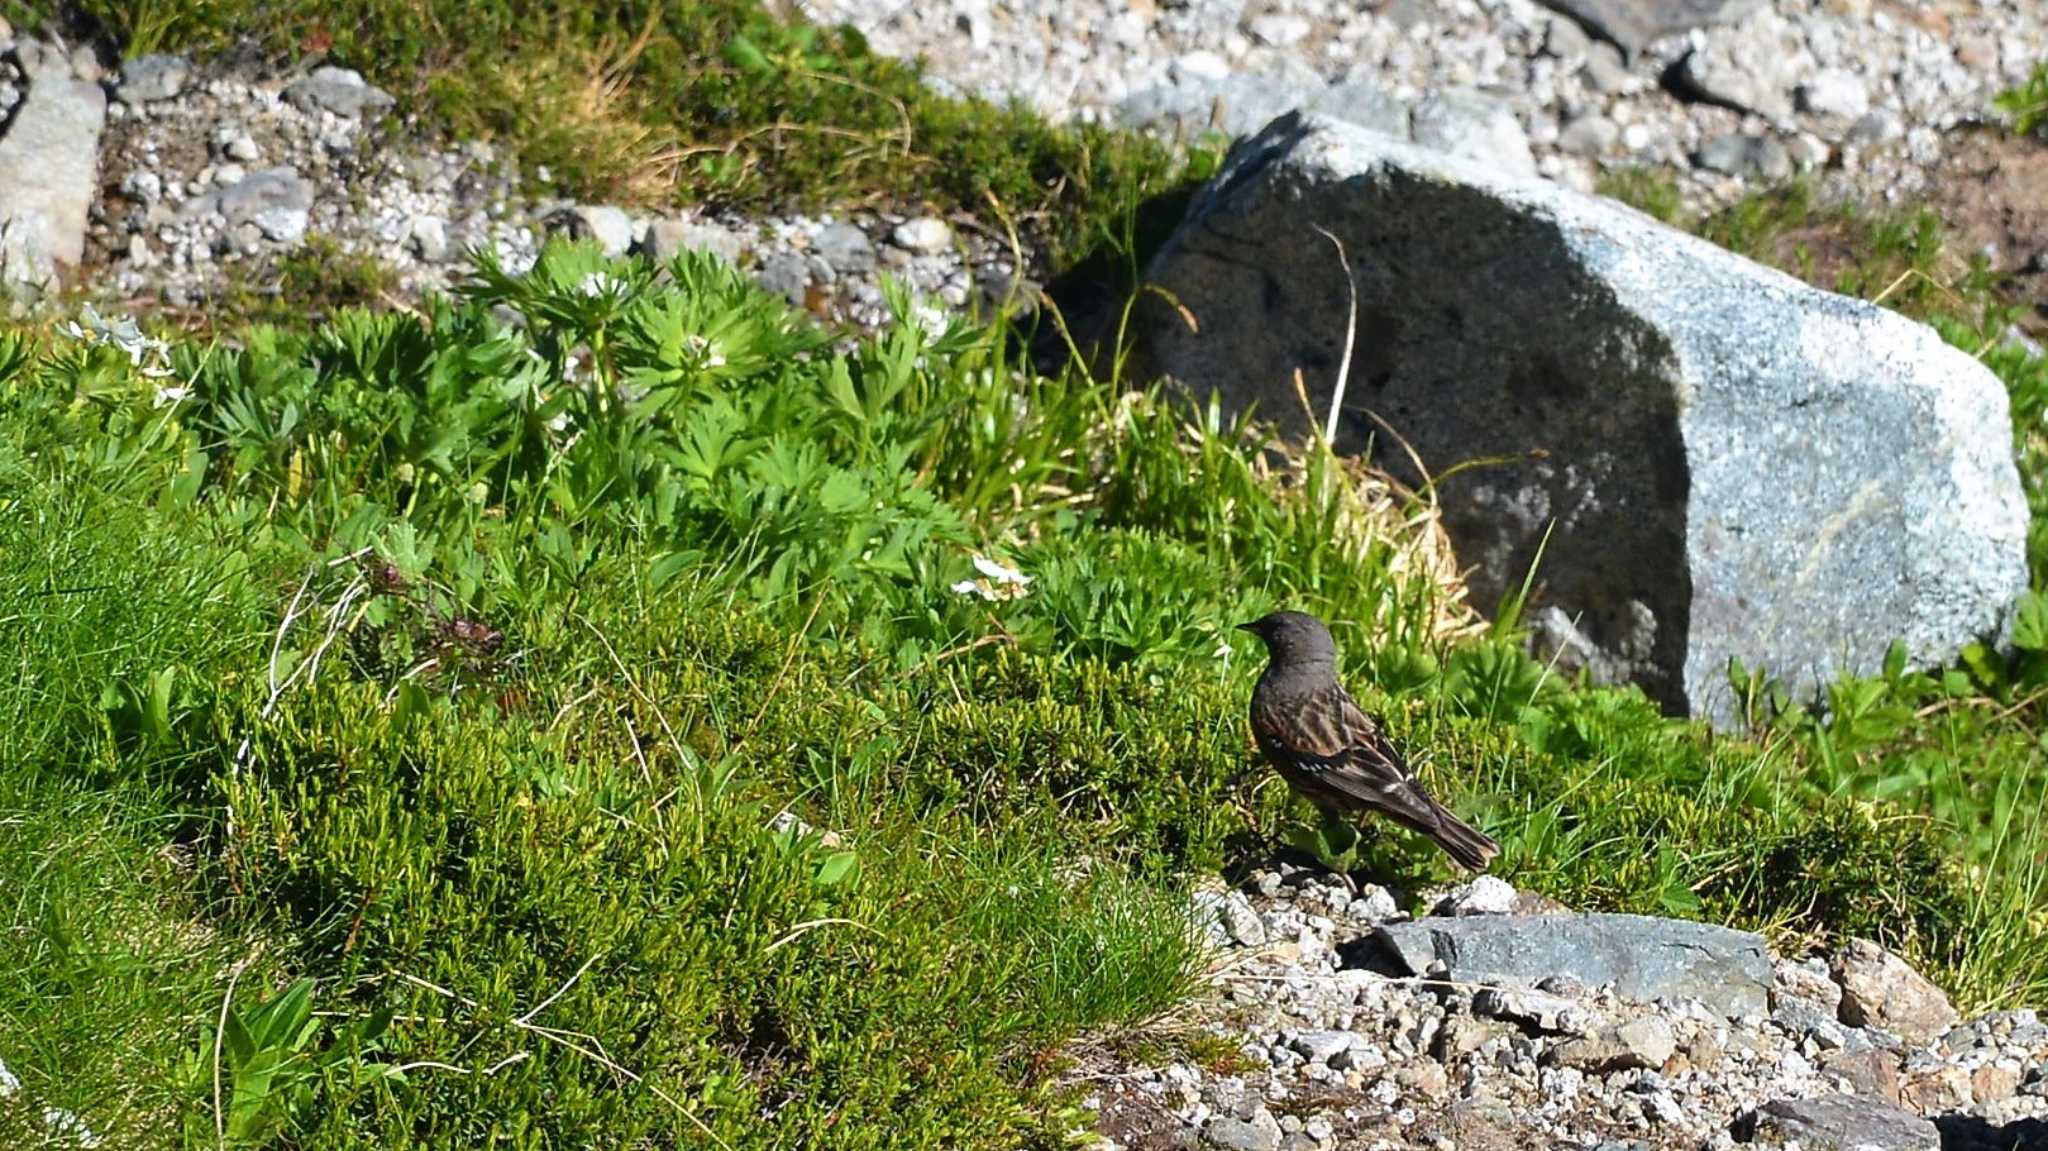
[1237,610,1338,667]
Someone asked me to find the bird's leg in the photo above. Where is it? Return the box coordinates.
[1314,806,1361,896]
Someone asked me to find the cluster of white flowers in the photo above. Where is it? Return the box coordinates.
[60,305,185,405]
[951,554,1033,602]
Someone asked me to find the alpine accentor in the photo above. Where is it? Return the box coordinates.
[1241,610,1499,872]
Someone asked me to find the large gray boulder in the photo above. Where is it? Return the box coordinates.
[1369,913,1773,1019]
[0,41,106,290]
[1133,113,2027,726]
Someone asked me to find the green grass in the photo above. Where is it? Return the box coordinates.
[3,231,2048,1144]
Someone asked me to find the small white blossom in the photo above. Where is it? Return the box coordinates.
[951,578,996,601]
[971,555,1031,587]
[953,554,1031,603]
[152,384,192,408]
[577,271,626,298]
[684,333,727,369]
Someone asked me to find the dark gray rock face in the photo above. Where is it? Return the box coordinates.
[1734,1094,1939,1150]
[1369,912,1772,1019]
[1133,114,2028,726]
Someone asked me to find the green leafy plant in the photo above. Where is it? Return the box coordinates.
[186,979,399,1146]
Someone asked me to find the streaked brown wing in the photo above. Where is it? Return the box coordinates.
[1298,685,1444,827]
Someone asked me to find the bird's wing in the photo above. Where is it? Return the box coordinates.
[1294,684,1446,828]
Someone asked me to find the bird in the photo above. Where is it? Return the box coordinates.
[1239,610,1499,873]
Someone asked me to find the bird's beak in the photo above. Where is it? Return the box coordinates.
[1234,621,1257,633]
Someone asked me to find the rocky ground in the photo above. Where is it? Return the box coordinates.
[0,21,1038,334]
[800,0,2039,211]
[1095,867,2048,1151]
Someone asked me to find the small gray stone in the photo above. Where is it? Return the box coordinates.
[1204,1107,1282,1151]
[1551,1018,1676,1072]
[1474,988,1599,1034]
[120,170,162,205]
[754,251,811,306]
[638,217,744,266]
[545,204,635,257]
[1848,109,1905,145]
[185,167,314,228]
[1411,87,1536,176]
[1349,884,1400,922]
[1695,134,1793,181]
[283,66,395,119]
[813,222,876,273]
[248,206,308,246]
[1435,875,1517,916]
[1558,113,1619,156]
[890,216,953,255]
[68,43,102,84]
[1734,1094,1938,1150]
[212,124,262,163]
[11,38,65,81]
[407,214,449,262]
[1288,1030,1354,1062]
[1798,68,1870,120]
[116,53,190,104]
[1774,997,1851,1050]
[1674,13,1810,123]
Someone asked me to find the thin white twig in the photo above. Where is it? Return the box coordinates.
[762,917,882,954]
[1311,224,1359,447]
[515,952,602,1026]
[390,1051,532,1077]
[213,949,263,1150]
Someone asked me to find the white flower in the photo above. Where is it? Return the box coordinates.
[60,304,176,380]
[577,271,625,298]
[684,333,727,369]
[152,384,192,408]
[972,555,1031,587]
[951,578,996,601]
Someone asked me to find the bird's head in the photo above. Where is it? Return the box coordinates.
[1236,610,1338,667]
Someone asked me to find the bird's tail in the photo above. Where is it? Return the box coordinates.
[1413,802,1500,873]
